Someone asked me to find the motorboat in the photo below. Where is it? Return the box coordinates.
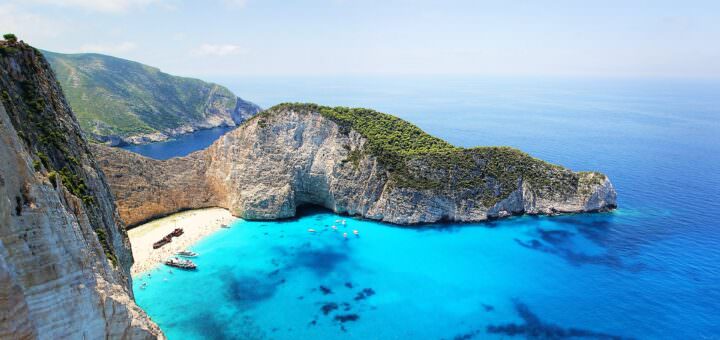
[164,257,196,270]
[176,250,198,258]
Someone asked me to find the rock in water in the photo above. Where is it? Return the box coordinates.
[0,38,162,338]
[94,103,616,227]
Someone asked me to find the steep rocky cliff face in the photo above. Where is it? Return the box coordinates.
[93,146,221,227]
[43,50,261,145]
[95,103,616,227]
[0,39,161,338]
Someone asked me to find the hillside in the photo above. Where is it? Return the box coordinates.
[93,103,616,226]
[43,50,260,145]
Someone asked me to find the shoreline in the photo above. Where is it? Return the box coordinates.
[127,207,237,276]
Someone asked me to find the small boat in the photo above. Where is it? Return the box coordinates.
[164,257,197,270]
[353,230,359,235]
[331,225,337,230]
[171,228,184,237]
[341,220,346,225]
[343,232,348,238]
[308,228,316,233]
[176,250,198,257]
[221,224,230,228]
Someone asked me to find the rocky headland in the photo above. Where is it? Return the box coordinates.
[0,38,162,338]
[94,103,617,227]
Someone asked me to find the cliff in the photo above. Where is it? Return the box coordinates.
[94,103,616,227]
[0,38,162,338]
[43,50,261,145]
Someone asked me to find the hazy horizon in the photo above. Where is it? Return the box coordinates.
[3,0,720,79]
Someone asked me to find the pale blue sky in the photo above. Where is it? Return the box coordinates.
[2,0,719,78]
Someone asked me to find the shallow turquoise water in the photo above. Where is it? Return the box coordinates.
[132,76,720,339]
[133,208,713,339]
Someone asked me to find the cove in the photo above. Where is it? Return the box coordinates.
[133,206,708,339]
[130,76,720,339]
[119,126,236,160]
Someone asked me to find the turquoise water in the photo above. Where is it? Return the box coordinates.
[133,76,720,339]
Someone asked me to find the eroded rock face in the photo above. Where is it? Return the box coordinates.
[95,105,616,227]
[93,146,222,227]
[0,40,161,339]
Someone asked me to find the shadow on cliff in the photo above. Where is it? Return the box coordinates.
[275,204,340,223]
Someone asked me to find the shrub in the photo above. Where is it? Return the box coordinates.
[59,166,94,204]
[3,33,17,43]
[94,228,118,267]
[37,152,51,170]
[48,171,58,188]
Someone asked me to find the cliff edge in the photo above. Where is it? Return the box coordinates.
[0,37,162,338]
[95,103,616,227]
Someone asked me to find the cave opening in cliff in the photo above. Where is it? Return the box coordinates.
[294,204,336,219]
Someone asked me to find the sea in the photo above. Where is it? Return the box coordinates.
[130,76,720,339]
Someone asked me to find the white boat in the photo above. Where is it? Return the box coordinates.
[164,257,197,270]
[176,250,198,257]
[308,228,316,233]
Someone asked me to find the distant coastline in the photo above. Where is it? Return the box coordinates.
[118,125,236,160]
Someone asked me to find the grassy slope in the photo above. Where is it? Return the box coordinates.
[43,50,241,138]
[262,103,606,205]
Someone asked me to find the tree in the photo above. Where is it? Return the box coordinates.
[3,33,17,43]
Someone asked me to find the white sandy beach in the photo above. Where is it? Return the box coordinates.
[127,208,237,276]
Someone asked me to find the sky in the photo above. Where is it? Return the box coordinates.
[1,0,719,78]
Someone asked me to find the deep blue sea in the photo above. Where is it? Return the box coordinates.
[132,76,720,339]
[120,126,235,160]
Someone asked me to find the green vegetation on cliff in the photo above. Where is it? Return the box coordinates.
[0,38,117,264]
[265,103,606,205]
[42,50,259,140]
